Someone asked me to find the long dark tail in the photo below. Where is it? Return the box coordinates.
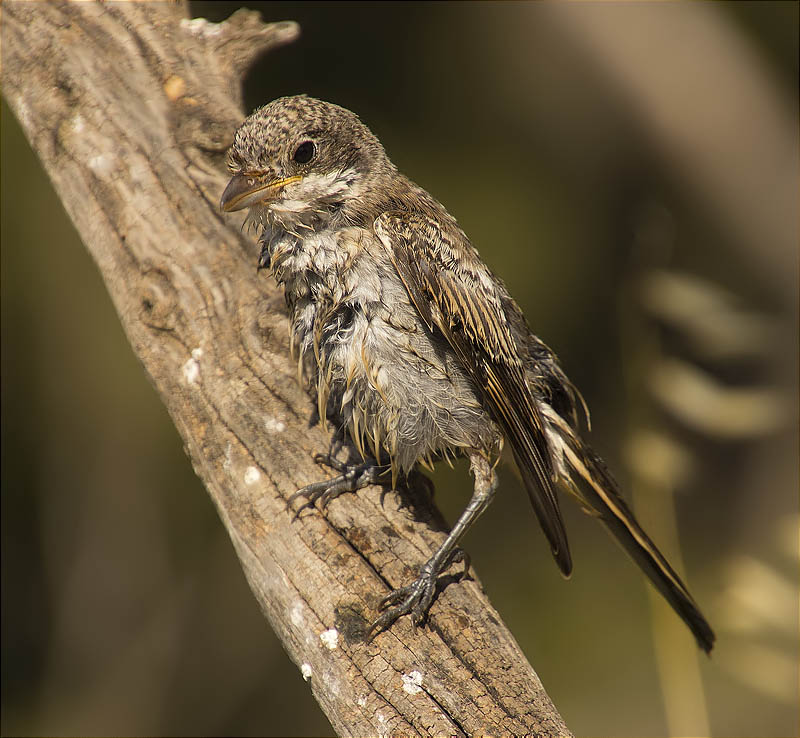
[553,420,716,653]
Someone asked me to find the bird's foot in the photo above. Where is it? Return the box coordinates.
[368,548,469,639]
[288,455,386,518]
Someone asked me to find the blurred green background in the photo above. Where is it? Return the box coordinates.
[2,2,797,736]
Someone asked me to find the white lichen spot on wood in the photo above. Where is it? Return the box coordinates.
[265,417,287,433]
[290,602,304,627]
[88,152,115,176]
[15,96,31,130]
[179,17,223,38]
[300,662,313,681]
[401,670,424,695]
[357,694,367,707]
[244,466,261,485]
[320,628,339,650]
[182,348,203,385]
[163,75,186,101]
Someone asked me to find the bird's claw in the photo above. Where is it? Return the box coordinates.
[312,452,349,473]
[367,549,470,640]
[368,573,437,639]
[288,458,386,518]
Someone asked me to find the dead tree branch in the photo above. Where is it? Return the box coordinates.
[1,2,571,735]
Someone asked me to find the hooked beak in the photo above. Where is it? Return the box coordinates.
[220,173,303,212]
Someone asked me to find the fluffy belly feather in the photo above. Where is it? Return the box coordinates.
[292,283,500,480]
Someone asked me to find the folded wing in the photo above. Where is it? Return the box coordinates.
[375,210,573,576]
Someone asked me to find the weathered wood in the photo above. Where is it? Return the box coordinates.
[2,2,571,735]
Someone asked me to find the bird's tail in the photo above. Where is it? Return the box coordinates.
[544,408,716,653]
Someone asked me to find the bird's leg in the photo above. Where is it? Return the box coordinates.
[288,454,388,518]
[368,453,497,638]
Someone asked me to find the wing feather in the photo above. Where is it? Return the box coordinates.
[376,211,573,575]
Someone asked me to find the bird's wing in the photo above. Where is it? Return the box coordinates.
[375,210,573,576]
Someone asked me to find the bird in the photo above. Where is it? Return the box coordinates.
[220,95,715,652]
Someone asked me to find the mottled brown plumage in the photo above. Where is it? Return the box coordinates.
[221,95,715,652]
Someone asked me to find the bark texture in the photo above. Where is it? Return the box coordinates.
[2,2,571,735]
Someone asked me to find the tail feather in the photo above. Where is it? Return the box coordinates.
[557,430,715,653]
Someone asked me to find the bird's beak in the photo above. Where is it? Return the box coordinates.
[220,173,303,212]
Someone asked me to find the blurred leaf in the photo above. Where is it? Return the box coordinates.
[648,358,787,437]
[639,270,780,360]
[624,429,693,488]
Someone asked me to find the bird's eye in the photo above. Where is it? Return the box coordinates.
[292,141,315,164]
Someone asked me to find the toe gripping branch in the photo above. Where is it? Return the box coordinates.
[287,454,388,518]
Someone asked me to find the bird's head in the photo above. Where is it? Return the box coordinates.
[221,95,391,228]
